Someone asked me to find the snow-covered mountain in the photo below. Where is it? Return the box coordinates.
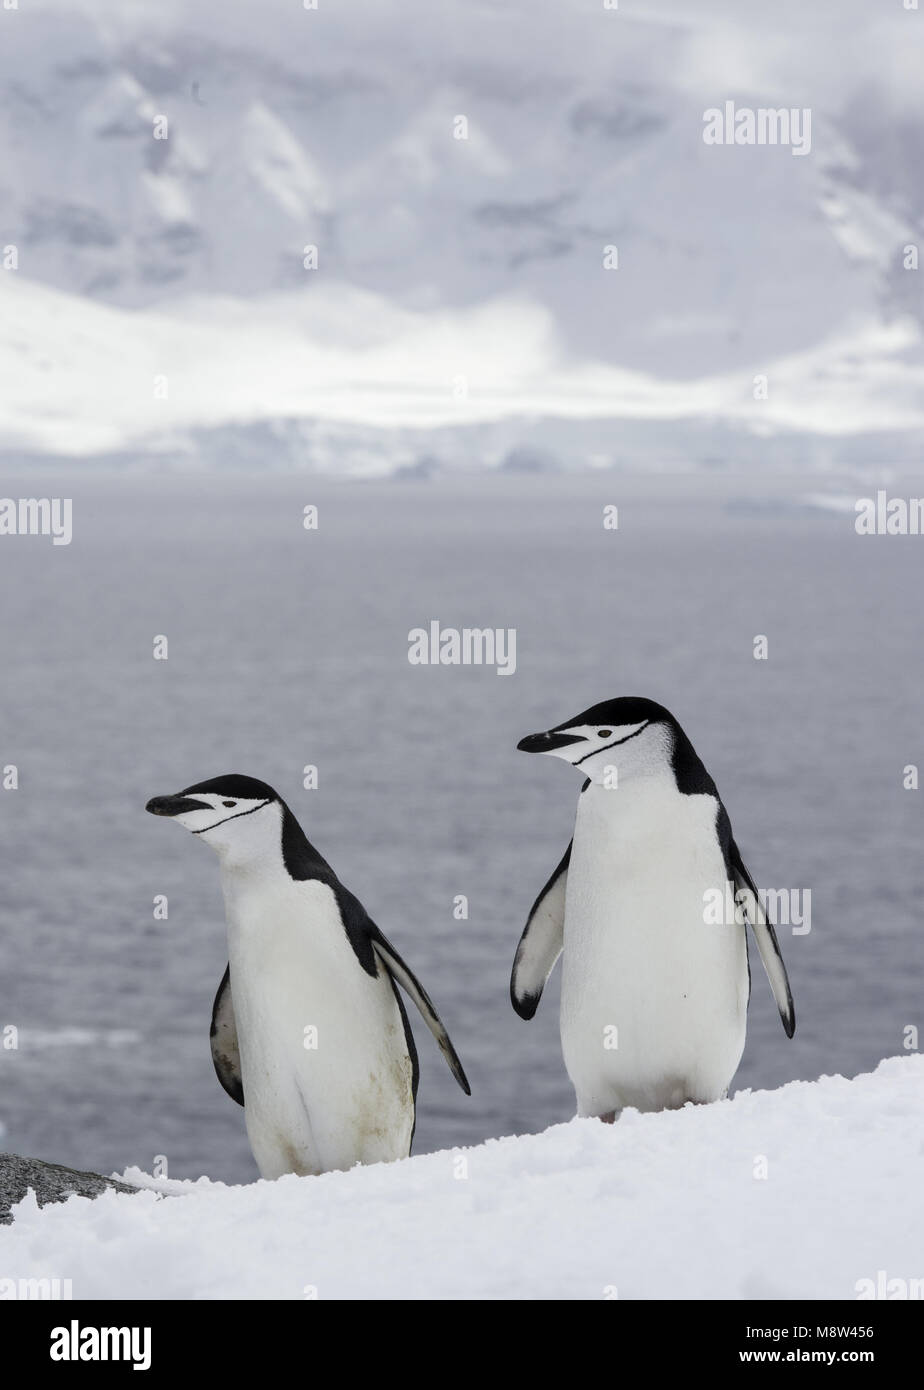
[1,0,923,470]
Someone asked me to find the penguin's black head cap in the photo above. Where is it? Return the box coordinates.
[555,696,676,737]
[146,774,335,874]
[517,697,676,753]
[180,774,280,802]
[517,697,708,791]
[145,774,282,826]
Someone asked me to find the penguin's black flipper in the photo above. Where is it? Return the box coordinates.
[210,964,245,1106]
[730,841,796,1038]
[368,928,471,1096]
[510,841,570,1021]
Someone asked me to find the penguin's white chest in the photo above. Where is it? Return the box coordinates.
[221,871,414,1178]
[560,779,748,1115]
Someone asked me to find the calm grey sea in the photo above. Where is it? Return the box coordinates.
[0,473,921,1184]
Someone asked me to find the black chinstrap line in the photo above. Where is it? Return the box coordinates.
[191,798,273,834]
[573,720,650,765]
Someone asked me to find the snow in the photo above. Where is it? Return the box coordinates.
[1,0,923,470]
[239,103,330,221]
[2,1057,921,1300]
[1,270,923,466]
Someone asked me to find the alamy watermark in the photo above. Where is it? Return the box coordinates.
[703,882,811,935]
[0,497,72,546]
[408,621,516,675]
[855,490,924,535]
[50,1320,151,1370]
[855,1271,923,1300]
[0,1276,72,1299]
[703,102,812,157]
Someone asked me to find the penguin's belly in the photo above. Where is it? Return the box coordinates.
[225,878,414,1179]
[560,783,748,1116]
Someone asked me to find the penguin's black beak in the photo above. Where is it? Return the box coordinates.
[517,730,585,754]
[145,794,212,817]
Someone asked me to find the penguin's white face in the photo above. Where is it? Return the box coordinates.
[146,777,282,861]
[518,699,676,787]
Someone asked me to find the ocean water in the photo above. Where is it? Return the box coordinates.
[0,472,921,1184]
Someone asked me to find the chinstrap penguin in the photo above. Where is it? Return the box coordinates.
[147,775,470,1178]
[511,698,794,1121]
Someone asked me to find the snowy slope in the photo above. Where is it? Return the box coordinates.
[2,1057,921,1300]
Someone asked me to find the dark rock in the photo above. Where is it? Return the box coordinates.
[0,1153,142,1225]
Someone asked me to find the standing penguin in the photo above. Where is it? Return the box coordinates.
[511,698,794,1120]
[146,775,469,1178]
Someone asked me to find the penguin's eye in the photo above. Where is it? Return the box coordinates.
[598,730,612,738]
[222,800,237,808]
